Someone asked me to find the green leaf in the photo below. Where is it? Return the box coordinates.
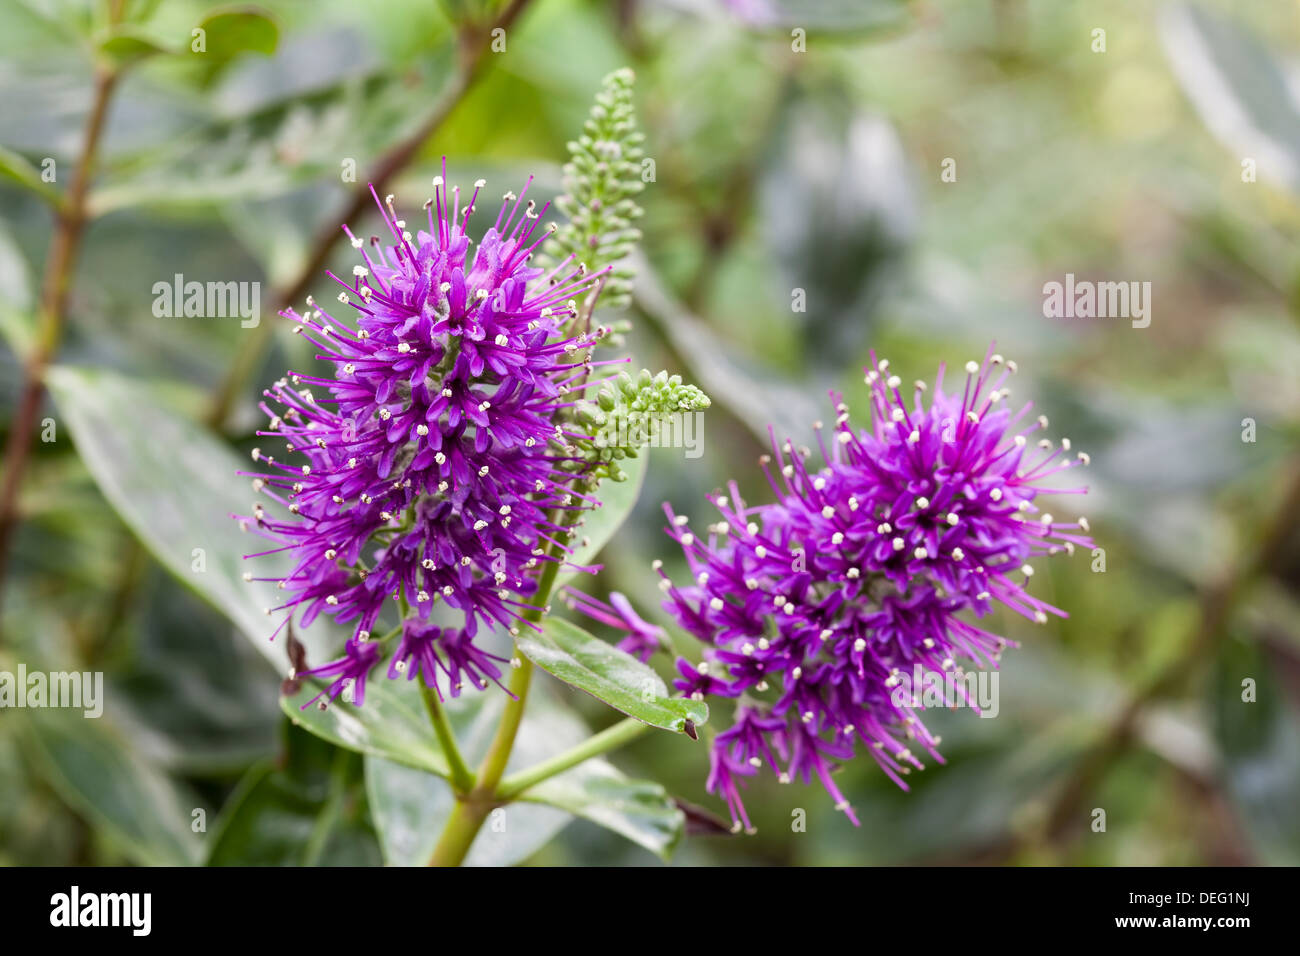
[1161,3,1300,193]
[45,365,339,671]
[558,451,646,589]
[0,219,35,356]
[1211,635,1300,864]
[197,6,279,61]
[525,759,683,860]
[97,26,176,67]
[206,724,381,865]
[23,708,203,866]
[0,143,59,204]
[518,617,707,733]
[365,689,685,864]
[281,675,451,777]
[364,689,577,867]
[112,567,282,775]
[759,83,914,370]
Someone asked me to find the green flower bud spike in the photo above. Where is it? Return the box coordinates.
[572,369,711,480]
[543,68,646,325]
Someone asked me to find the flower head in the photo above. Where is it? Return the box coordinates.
[657,348,1093,828]
[239,165,610,703]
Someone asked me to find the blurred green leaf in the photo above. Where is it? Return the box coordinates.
[517,617,707,733]
[97,25,176,68]
[196,6,279,78]
[0,219,35,356]
[45,365,338,670]
[760,83,914,370]
[24,709,203,866]
[113,567,282,775]
[207,723,380,865]
[633,249,821,443]
[1211,634,1300,864]
[727,0,911,34]
[1161,3,1300,192]
[0,144,59,204]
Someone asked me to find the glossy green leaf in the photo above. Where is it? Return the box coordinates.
[525,759,683,861]
[113,567,281,775]
[281,675,451,778]
[518,617,707,733]
[46,365,338,670]
[23,709,203,866]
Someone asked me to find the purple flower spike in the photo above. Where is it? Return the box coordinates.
[657,347,1094,830]
[299,639,381,710]
[563,587,666,662]
[240,164,616,702]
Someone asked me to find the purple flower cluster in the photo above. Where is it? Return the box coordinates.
[656,348,1094,830]
[239,167,605,709]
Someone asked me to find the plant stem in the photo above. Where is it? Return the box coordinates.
[0,54,121,629]
[497,716,649,800]
[425,656,533,867]
[419,681,476,795]
[426,508,576,866]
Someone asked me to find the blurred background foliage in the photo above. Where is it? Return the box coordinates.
[1,0,1299,866]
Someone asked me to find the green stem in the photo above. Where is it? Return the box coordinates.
[426,657,533,867]
[426,512,575,866]
[497,716,649,800]
[419,681,476,795]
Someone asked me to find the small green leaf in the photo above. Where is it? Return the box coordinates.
[196,6,279,63]
[98,26,176,67]
[525,759,683,861]
[0,143,59,204]
[46,365,338,671]
[518,617,707,733]
[23,709,203,866]
[0,220,35,356]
